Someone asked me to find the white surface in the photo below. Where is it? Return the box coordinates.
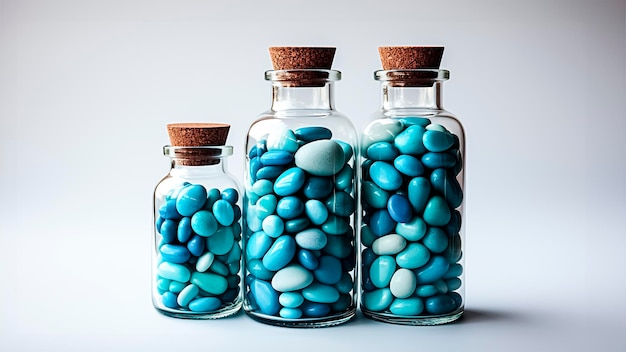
[1,0,625,351]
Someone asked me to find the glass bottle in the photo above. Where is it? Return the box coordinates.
[152,123,242,319]
[359,47,465,325]
[242,47,357,327]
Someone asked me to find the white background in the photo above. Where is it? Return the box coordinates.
[1,0,625,351]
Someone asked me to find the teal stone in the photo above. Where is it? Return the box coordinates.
[425,123,447,132]
[279,292,305,308]
[334,164,353,191]
[302,176,333,199]
[372,234,407,255]
[187,234,205,256]
[362,181,390,209]
[394,154,424,177]
[247,259,274,280]
[156,278,171,292]
[331,294,352,312]
[369,209,396,237]
[398,117,431,127]
[446,278,462,291]
[322,235,353,259]
[276,196,304,220]
[295,126,332,142]
[250,278,280,315]
[369,255,396,288]
[407,177,431,213]
[246,205,263,232]
[191,272,228,295]
[284,217,310,233]
[252,179,274,197]
[395,216,427,241]
[249,156,262,182]
[159,244,191,264]
[325,191,355,217]
[159,199,182,220]
[158,262,191,283]
[334,140,354,164]
[190,210,218,237]
[335,272,354,294]
[294,140,345,177]
[421,152,457,169]
[177,216,192,243]
[416,284,438,297]
[362,119,405,150]
[195,252,215,272]
[305,199,329,225]
[445,234,463,263]
[207,225,234,255]
[301,302,331,317]
[321,214,350,235]
[177,284,200,307]
[295,228,327,250]
[314,255,342,285]
[262,214,284,238]
[389,268,417,299]
[387,194,412,223]
[425,294,458,315]
[221,188,238,205]
[248,140,267,158]
[297,249,319,270]
[360,225,376,247]
[389,297,424,315]
[204,188,222,210]
[256,194,277,220]
[362,288,393,312]
[396,243,430,269]
[423,227,449,254]
[415,256,450,284]
[267,128,299,153]
[444,263,463,279]
[271,264,314,292]
[273,167,305,196]
[423,130,455,152]
[366,141,399,161]
[162,291,178,308]
[189,297,221,312]
[430,168,463,209]
[262,235,296,271]
[280,307,303,319]
[256,165,286,180]
[260,150,294,166]
[169,280,186,294]
[212,199,234,226]
[176,184,207,217]
[369,161,403,191]
[302,283,340,304]
[444,210,462,236]
[394,125,426,155]
[423,196,452,226]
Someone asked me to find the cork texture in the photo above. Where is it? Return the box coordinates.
[378,46,444,70]
[166,123,230,166]
[269,47,336,70]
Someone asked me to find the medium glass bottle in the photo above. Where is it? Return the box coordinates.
[242,47,358,327]
[359,47,465,325]
[152,123,242,319]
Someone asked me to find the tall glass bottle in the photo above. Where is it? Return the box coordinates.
[242,47,357,327]
[152,123,242,319]
[359,47,465,325]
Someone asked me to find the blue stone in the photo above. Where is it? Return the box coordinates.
[247,259,274,281]
[162,291,179,309]
[425,294,458,315]
[295,126,332,142]
[273,167,306,196]
[314,255,342,285]
[284,217,310,233]
[249,279,280,315]
[212,199,235,226]
[256,165,286,180]
[260,150,294,166]
[325,191,355,217]
[393,154,424,177]
[398,117,431,127]
[415,256,450,284]
[189,297,221,312]
[302,176,333,199]
[387,194,412,223]
[362,181,390,209]
[394,125,426,155]
[423,130,455,152]
[297,249,319,270]
[160,219,177,243]
[369,209,397,237]
[187,234,205,257]
[248,140,267,158]
[362,288,393,312]
[262,235,296,271]
[370,161,403,191]
[366,142,399,161]
[407,177,431,213]
[159,199,182,220]
[246,231,272,260]
[221,188,239,205]
[430,168,463,209]
[175,184,207,217]
[421,152,457,169]
[422,227,449,254]
[177,216,192,243]
[276,196,304,220]
[301,302,331,317]
[159,244,191,264]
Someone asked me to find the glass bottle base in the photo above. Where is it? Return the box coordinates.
[361,306,463,326]
[245,308,356,328]
[155,300,242,320]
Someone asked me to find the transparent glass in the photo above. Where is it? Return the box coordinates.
[242,69,358,327]
[152,146,242,319]
[358,69,465,325]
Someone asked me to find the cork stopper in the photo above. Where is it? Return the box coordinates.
[377,46,445,86]
[166,123,230,165]
[268,47,337,86]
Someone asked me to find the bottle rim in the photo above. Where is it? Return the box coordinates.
[163,145,234,159]
[375,69,450,82]
[265,69,341,83]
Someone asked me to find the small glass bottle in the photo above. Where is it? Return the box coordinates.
[152,123,242,319]
[359,47,465,325]
[242,47,358,327]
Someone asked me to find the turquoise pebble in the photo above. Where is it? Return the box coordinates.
[396,243,431,269]
[407,177,431,213]
[360,225,376,247]
[321,215,350,235]
[249,157,262,182]
[262,235,296,271]
[305,199,329,225]
[207,225,234,255]
[169,281,186,293]
[362,288,393,312]
[444,263,463,279]
[369,209,396,237]
[159,199,182,220]
[158,262,190,283]
[422,152,456,169]
[325,191,355,217]
[423,130,455,152]
[212,199,235,226]
[389,297,424,315]
[372,234,407,255]
[160,219,177,243]
[361,247,377,267]
[190,272,228,295]
[271,264,314,292]
[415,256,450,284]
[446,278,462,291]
[190,210,218,237]
[370,255,396,288]
[334,140,354,164]
[314,255,342,285]
[423,196,452,226]
[301,302,331,317]
[221,188,239,204]
[260,150,294,166]
[295,228,327,250]
[423,227,449,253]
[276,196,304,219]
[434,279,448,294]
[189,297,221,312]
[279,292,304,308]
[256,165,286,180]
[187,234,205,256]
[195,252,215,272]
[334,164,353,191]
[362,181,390,209]
[280,307,303,319]
[267,128,299,153]
[248,140,267,158]
[274,167,305,196]
[209,259,228,277]
[159,244,191,264]
[162,291,178,308]
[387,194,412,223]
[302,176,333,199]
[252,179,274,196]
[205,188,222,209]
[294,140,345,176]
[256,194,277,220]
[250,278,280,315]
[323,235,353,259]
[430,168,463,209]
[425,294,458,314]
[247,259,274,281]
[297,249,319,270]
[246,206,262,232]
[155,217,164,235]
[394,155,424,177]
[398,117,431,127]
[177,217,192,243]
[394,125,426,155]
[177,284,199,307]
[157,278,171,292]
[176,184,207,217]
[362,119,404,150]
[284,217,310,233]
[425,123,447,132]
[335,273,354,294]
[302,283,340,304]
[366,142,398,161]
[389,268,417,299]
[295,126,332,142]
[395,216,427,241]
[246,231,273,259]
[369,161,403,191]
[416,284,438,297]
[262,215,284,238]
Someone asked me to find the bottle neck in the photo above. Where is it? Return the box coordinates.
[170,158,227,177]
[271,82,335,111]
[382,81,444,111]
